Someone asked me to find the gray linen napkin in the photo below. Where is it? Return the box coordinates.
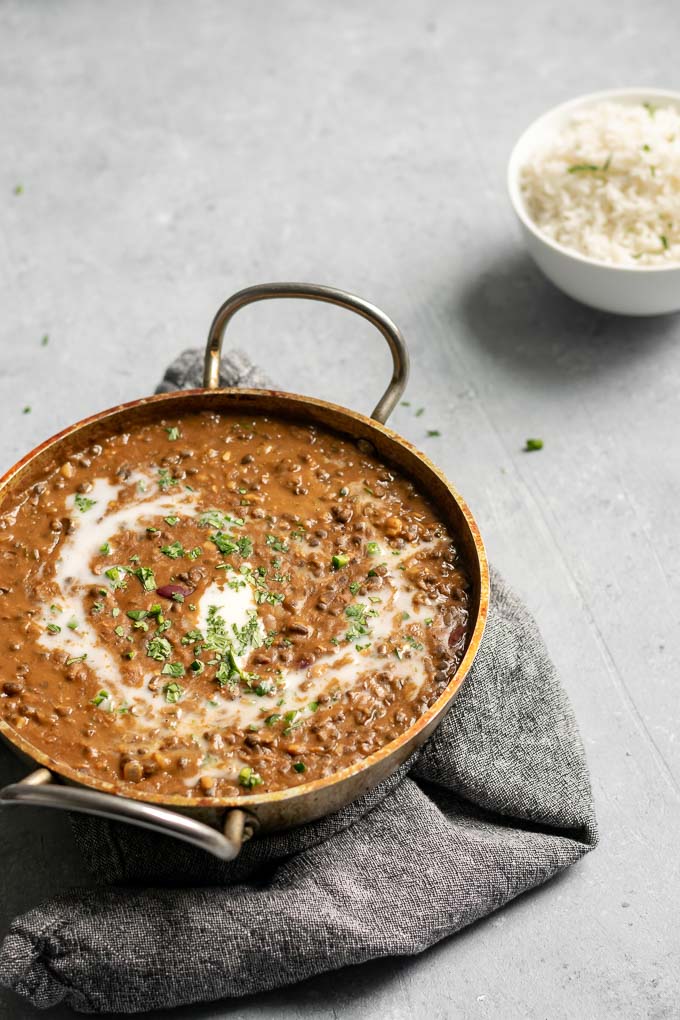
[0,350,597,1014]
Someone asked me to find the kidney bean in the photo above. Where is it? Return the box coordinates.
[156,583,194,599]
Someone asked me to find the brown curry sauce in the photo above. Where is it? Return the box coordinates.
[0,412,470,797]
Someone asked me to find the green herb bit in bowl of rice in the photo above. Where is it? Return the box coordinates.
[520,101,680,266]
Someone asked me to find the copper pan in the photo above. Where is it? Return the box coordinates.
[0,284,489,859]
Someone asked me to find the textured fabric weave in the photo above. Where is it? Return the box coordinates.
[0,350,597,1014]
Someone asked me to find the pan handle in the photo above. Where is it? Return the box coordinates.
[0,768,258,861]
[203,282,410,425]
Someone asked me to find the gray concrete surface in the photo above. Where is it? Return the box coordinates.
[1,0,679,1016]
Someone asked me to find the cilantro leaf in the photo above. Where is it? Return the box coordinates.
[74,494,96,512]
[163,681,184,703]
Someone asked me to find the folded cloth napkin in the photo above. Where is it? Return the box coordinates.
[0,350,598,1014]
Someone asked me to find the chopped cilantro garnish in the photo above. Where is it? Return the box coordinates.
[66,618,79,631]
[265,714,281,726]
[367,541,380,555]
[211,531,238,555]
[349,581,361,595]
[331,553,350,570]
[181,628,203,645]
[126,609,148,622]
[161,662,185,678]
[99,542,111,555]
[165,426,181,441]
[405,634,424,651]
[235,612,264,654]
[46,623,61,634]
[157,467,179,491]
[104,565,128,590]
[237,536,253,557]
[426,429,441,437]
[238,766,263,788]
[265,533,288,553]
[215,658,238,686]
[66,654,87,665]
[114,625,125,637]
[162,681,184,702]
[415,407,425,417]
[293,762,306,773]
[146,636,172,661]
[345,602,378,642]
[90,690,109,707]
[74,494,96,512]
[209,606,262,659]
[132,565,156,590]
[199,510,244,530]
[163,516,179,526]
[160,540,184,559]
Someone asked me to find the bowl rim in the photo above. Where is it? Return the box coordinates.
[507,86,680,274]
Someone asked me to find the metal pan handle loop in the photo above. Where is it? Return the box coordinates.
[0,768,257,860]
[203,282,409,424]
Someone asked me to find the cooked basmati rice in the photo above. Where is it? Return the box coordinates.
[520,101,680,265]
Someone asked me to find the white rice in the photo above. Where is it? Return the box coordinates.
[520,101,680,265]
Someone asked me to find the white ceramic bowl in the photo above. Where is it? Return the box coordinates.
[507,87,680,316]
